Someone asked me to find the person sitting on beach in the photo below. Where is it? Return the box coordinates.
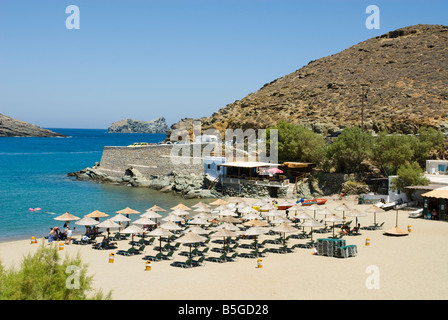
[350,223,361,235]
[340,225,350,235]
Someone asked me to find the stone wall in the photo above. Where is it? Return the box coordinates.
[97,144,205,178]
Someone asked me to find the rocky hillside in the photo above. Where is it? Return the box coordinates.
[108,117,169,133]
[0,114,66,137]
[175,24,448,135]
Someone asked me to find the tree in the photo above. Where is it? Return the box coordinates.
[371,132,416,176]
[326,127,373,173]
[390,161,429,194]
[266,121,326,163]
[0,244,112,300]
[412,126,444,167]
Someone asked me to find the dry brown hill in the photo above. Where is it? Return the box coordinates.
[174,24,448,136]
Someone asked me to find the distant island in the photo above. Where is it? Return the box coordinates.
[0,113,66,137]
[108,117,169,133]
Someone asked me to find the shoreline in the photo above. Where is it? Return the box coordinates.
[1,196,447,300]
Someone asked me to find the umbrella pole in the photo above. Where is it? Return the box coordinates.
[395,209,399,227]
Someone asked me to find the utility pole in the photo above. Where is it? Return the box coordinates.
[360,84,369,132]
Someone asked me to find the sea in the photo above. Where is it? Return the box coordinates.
[0,129,206,242]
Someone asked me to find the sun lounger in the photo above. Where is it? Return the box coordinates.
[193,256,206,266]
[209,253,227,263]
[226,252,239,262]
[117,247,138,256]
[145,252,163,261]
[163,250,174,260]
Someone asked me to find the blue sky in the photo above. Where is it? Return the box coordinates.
[0,0,446,129]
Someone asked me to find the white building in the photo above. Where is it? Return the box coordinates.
[204,156,226,180]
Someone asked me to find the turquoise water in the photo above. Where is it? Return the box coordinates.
[0,129,204,242]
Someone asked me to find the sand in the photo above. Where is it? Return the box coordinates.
[1,196,447,300]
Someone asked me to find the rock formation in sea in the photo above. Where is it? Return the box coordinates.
[0,113,66,137]
[169,24,448,136]
[108,117,169,133]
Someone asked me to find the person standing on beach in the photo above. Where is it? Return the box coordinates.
[48,227,55,245]
[65,227,73,244]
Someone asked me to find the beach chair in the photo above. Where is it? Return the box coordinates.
[117,247,137,256]
[199,247,210,256]
[145,252,162,262]
[170,242,181,251]
[181,258,194,268]
[226,252,239,262]
[146,237,155,245]
[258,248,269,257]
[209,253,227,263]
[136,245,145,254]
[193,256,206,267]
[163,250,174,260]
[87,235,97,244]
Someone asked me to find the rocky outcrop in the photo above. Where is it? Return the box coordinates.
[0,114,66,137]
[68,165,220,199]
[108,117,169,133]
[172,24,448,135]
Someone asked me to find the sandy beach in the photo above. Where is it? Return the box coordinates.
[1,196,447,300]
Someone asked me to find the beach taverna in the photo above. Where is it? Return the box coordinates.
[421,187,448,220]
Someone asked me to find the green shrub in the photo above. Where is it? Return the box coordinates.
[0,244,112,300]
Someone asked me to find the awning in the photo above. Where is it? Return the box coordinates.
[221,161,279,168]
[282,162,315,168]
[422,188,448,199]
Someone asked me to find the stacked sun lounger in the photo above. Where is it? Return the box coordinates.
[317,238,346,257]
[335,245,358,258]
[317,238,357,258]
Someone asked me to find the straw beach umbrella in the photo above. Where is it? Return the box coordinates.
[159,221,182,231]
[188,225,209,235]
[300,219,323,241]
[192,201,211,209]
[271,222,297,244]
[175,230,207,259]
[75,216,99,227]
[162,214,184,223]
[85,210,109,219]
[243,219,269,227]
[345,209,367,226]
[54,212,80,222]
[209,199,229,206]
[97,219,120,229]
[111,213,131,222]
[364,204,386,226]
[323,214,345,237]
[242,226,270,254]
[132,217,157,227]
[96,219,120,239]
[211,227,239,252]
[334,203,353,220]
[116,207,140,215]
[120,224,145,246]
[148,205,166,212]
[305,204,320,219]
[218,216,242,224]
[171,203,191,211]
[147,227,173,253]
[216,222,240,231]
[140,210,162,225]
[384,207,408,236]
